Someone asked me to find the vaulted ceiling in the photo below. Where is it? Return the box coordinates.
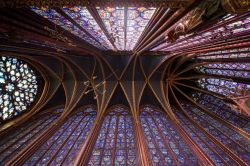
[0,0,249,130]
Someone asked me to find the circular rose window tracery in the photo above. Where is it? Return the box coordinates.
[0,56,39,123]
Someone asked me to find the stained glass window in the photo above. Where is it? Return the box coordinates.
[197,63,250,78]
[180,102,250,164]
[193,93,250,132]
[196,47,250,60]
[25,106,96,165]
[153,12,250,52]
[126,7,156,50]
[88,106,136,165]
[140,105,198,165]
[174,107,238,165]
[97,7,125,50]
[31,7,105,50]
[0,109,62,165]
[32,7,155,51]
[197,78,250,97]
[0,56,39,123]
[62,7,114,50]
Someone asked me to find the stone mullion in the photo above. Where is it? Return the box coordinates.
[60,114,94,164]
[33,116,79,165]
[174,122,216,165]
[174,82,228,101]
[124,114,129,165]
[179,106,248,166]
[175,85,250,139]
[110,115,120,165]
[160,12,250,51]
[148,113,179,165]
[74,114,105,165]
[188,106,250,153]
[174,114,227,165]
[143,116,168,163]
[178,27,250,53]
[184,40,250,55]
[132,113,152,166]
[46,115,90,165]
[97,115,113,165]
[172,85,249,166]
[203,67,250,73]
[203,73,250,84]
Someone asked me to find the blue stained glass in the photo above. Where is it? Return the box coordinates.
[24,106,96,165]
[140,105,198,165]
[31,7,105,50]
[31,6,156,51]
[88,106,136,165]
[153,13,250,52]
[0,56,38,122]
[197,62,250,78]
[196,47,250,60]
[0,110,60,165]
[197,78,250,97]
[193,93,250,132]
[62,7,114,50]
[173,107,238,165]
[97,7,125,50]
[126,7,156,50]
[180,102,250,164]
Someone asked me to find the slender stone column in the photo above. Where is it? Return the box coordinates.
[74,114,104,165]
[133,112,152,166]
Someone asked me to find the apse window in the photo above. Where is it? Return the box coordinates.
[32,7,156,51]
[0,56,39,123]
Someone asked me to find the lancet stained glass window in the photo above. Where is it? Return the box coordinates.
[140,105,198,165]
[0,109,62,165]
[196,47,250,60]
[126,7,156,50]
[174,107,238,165]
[197,63,250,78]
[193,93,250,132]
[97,7,125,50]
[0,56,39,123]
[180,102,250,164]
[62,7,114,50]
[88,106,136,165]
[153,12,250,52]
[31,7,105,50]
[31,6,156,51]
[25,106,96,165]
[197,78,250,97]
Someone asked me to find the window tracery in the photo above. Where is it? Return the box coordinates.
[63,7,113,50]
[0,56,39,123]
[197,78,250,97]
[31,7,105,49]
[0,109,62,165]
[88,106,136,165]
[32,7,155,51]
[140,105,198,165]
[193,93,250,132]
[196,47,250,60]
[180,102,250,164]
[174,107,237,165]
[25,106,96,165]
[197,63,250,78]
[153,12,250,51]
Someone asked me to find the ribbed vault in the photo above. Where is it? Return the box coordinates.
[0,1,250,166]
